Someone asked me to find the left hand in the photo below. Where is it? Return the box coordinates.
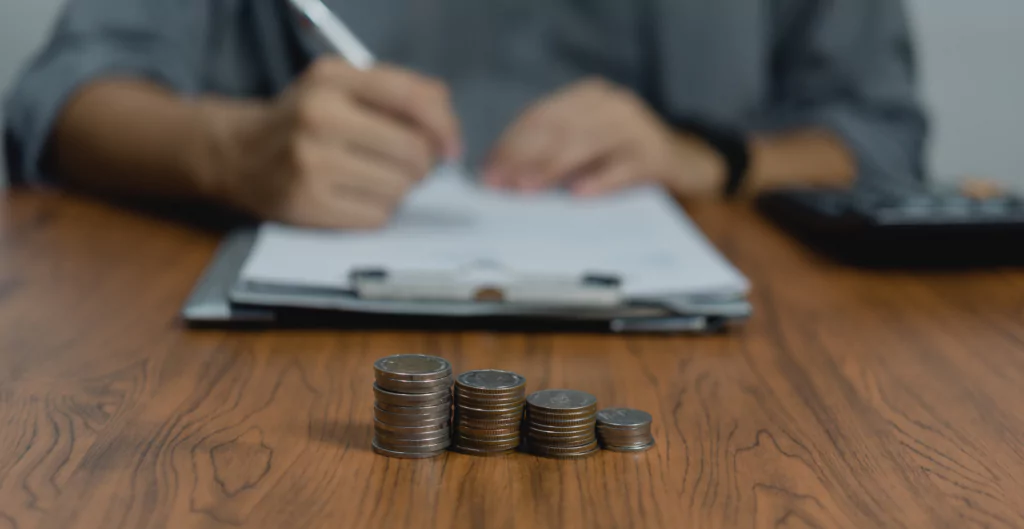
[484,78,725,197]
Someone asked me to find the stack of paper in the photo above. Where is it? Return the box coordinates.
[238,169,750,307]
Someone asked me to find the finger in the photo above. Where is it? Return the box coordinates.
[298,139,416,206]
[487,85,609,188]
[353,66,462,160]
[280,185,392,230]
[572,159,643,197]
[483,90,570,179]
[336,104,435,180]
[525,129,622,190]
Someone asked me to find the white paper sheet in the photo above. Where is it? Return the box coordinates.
[238,170,750,299]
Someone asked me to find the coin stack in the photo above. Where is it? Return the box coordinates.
[452,370,527,456]
[372,354,453,459]
[596,408,655,452]
[523,389,600,459]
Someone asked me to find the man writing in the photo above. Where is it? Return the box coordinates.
[4,0,927,228]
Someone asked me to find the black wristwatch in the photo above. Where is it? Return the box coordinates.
[671,118,751,198]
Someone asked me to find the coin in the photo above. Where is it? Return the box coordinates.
[453,445,517,457]
[595,407,654,452]
[375,420,449,436]
[455,370,527,394]
[373,432,451,447]
[375,375,454,394]
[372,441,447,459]
[530,439,599,453]
[374,355,452,381]
[456,424,520,437]
[526,433,595,446]
[372,437,451,455]
[374,406,450,426]
[454,394,526,409]
[451,369,528,457]
[373,384,451,406]
[526,414,597,428]
[527,390,597,412]
[454,417,524,431]
[525,424,595,436]
[602,441,655,452]
[530,447,601,459]
[457,403,525,416]
[375,401,452,415]
[596,408,652,428]
[453,432,521,445]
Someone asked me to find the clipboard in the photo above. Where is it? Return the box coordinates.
[182,228,751,333]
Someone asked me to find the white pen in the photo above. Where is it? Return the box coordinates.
[287,0,467,172]
[288,0,376,70]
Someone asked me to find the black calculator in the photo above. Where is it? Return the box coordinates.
[756,185,1024,267]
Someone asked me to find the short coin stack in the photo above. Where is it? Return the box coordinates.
[372,355,453,459]
[596,408,655,452]
[452,370,527,456]
[524,389,600,459]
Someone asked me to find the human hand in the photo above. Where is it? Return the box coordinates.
[208,58,461,228]
[484,78,724,197]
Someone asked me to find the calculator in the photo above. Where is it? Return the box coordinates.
[756,185,1024,267]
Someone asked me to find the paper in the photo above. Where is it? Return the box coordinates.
[238,169,750,299]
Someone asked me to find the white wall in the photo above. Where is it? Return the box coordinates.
[1,1,1022,190]
[907,0,1024,191]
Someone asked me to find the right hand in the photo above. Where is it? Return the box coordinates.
[207,58,461,228]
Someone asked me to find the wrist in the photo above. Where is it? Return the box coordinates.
[668,118,750,198]
[665,133,728,197]
[184,98,269,203]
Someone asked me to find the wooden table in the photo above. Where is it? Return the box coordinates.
[2,190,1023,529]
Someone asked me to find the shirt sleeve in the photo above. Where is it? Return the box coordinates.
[2,0,211,185]
[765,0,929,187]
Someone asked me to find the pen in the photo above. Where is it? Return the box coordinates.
[288,0,376,70]
[287,0,467,172]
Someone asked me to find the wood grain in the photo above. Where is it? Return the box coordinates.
[1,190,1023,529]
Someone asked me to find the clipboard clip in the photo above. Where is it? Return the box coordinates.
[350,262,623,308]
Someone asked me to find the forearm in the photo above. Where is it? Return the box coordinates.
[48,79,259,200]
[668,127,856,198]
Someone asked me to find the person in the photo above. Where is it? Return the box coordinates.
[4,0,927,229]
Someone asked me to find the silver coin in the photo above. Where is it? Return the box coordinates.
[374,407,450,427]
[596,408,653,428]
[601,441,655,452]
[373,384,451,406]
[452,444,518,457]
[373,436,451,451]
[374,355,452,381]
[374,419,450,435]
[372,439,449,458]
[597,425,652,435]
[375,424,450,440]
[526,390,597,412]
[375,375,453,394]
[456,370,526,392]
[454,392,528,407]
[375,401,452,415]
[370,429,446,446]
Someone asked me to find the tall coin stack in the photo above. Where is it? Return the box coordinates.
[524,389,600,459]
[372,355,453,459]
[596,408,655,452]
[452,370,527,456]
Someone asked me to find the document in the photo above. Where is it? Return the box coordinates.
[238,170,750,300]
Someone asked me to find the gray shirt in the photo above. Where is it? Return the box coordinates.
[4,0,927,186]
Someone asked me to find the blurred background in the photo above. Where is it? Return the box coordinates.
[1,0,1022,190]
